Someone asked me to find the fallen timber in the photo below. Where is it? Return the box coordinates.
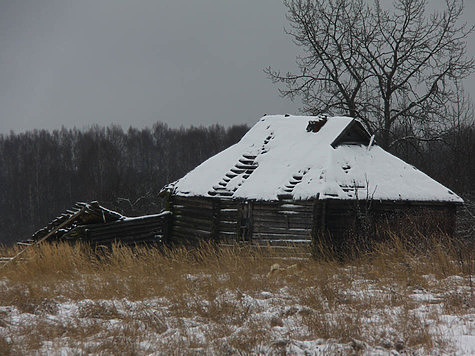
[1,206,87,269]
[21,202,172,248]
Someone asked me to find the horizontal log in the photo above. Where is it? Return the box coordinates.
[86,229,164,242]
[220,217,237,224]
[252,217,313,225]
[219,229,237,236]
[172,196,213,207]
[252,239,311,247]
[252,199,313,206]
[173,213,211,222]
[252,224,311,233]
[84,214,169,228]
[173,214,212,225]
[252,209,313,217]
[253,231,312,239]
[218,230,238,236]
[172,205,213,213]
[86,220,165,234]
[253,223,313,232]
[88,228,164,240]
[253,232,311,240]
[219,223,238,230]
[253,211,313,219]
[220,213,238,220]
[253,216,313,226]
[173,221,211,232]
[90,233,164,246]
[253,207,313,214]
[172,203,213,212]
[88,226,164,238]
[253,204,313,212]
[87,224,163,237]
[173,225,212,237]
[219,201,239,209]
[173,217,211,228]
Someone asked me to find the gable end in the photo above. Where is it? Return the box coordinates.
[331,120,371,147]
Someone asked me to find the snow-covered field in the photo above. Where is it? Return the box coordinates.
[0,241,473,355]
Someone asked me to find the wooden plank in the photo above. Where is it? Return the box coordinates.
[87,220,166,234]
[174,214,212,225]
[1,206,87,270]
[88,225,165,240]
[219,220,237,228]
[252,217,313,225]
[252,210,313,218]
[90,232,164,245]
[254,232,312,240]
[219,202,239,209]
[172,207,213,217]
[253,207,313,214]
[252,239,311,247]
[253,225,311,233]
[252,221,301,230]
[218,227,238,236]
[253,204,313,211]
[173,225,212,236]
[218,231,237,236]
[172,196,214,207]
[253,230,312,239]
[219,213,238,221]
[173,221,211,232]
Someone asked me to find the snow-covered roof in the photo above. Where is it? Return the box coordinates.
[167,115,462,203]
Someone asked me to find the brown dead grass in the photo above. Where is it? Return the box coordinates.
[0,234,472,354]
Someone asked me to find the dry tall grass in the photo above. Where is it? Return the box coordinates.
[0,234,473,354]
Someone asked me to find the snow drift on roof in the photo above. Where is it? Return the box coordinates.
[168,115,462,203]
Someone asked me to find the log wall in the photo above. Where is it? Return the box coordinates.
[169,195,315,248]
[252,201,313,247]
[64,212,172,246]
[169,195,459,251]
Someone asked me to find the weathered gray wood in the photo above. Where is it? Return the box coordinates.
[173,214,213,225]
[253,224,311,233]
[90,232,164,245]
[219,220,238,228]
[173,225,212,237]
[174,221,212,233]
[172,206,213,215]
[253,204,313,211]
[253,216,312,226]
[252,239,311,246]
[1,206,87,270]
[172,196,214,207]
[86,220,165,234]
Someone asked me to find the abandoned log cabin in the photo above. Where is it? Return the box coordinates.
[161,114,463,248]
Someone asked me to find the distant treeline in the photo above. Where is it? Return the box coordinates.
[0,122,473,245]
[0,123,248,244]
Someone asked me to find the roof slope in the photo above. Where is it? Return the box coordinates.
[168,115,462,203]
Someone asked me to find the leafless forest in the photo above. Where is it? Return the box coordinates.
[0,119,473,245]
[0,124,248,245]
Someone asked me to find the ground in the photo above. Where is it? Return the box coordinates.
[0,238,473,355]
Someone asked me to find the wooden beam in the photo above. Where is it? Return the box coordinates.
[0,206,86,270]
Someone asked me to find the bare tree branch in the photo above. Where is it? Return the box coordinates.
[267,0,474,148]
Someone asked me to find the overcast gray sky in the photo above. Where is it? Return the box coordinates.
[0,0,473,133]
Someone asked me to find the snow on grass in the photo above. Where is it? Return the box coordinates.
[0,278,472,355]
[0,240,473,354]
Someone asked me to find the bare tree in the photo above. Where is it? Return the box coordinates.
[266,0,474,148]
